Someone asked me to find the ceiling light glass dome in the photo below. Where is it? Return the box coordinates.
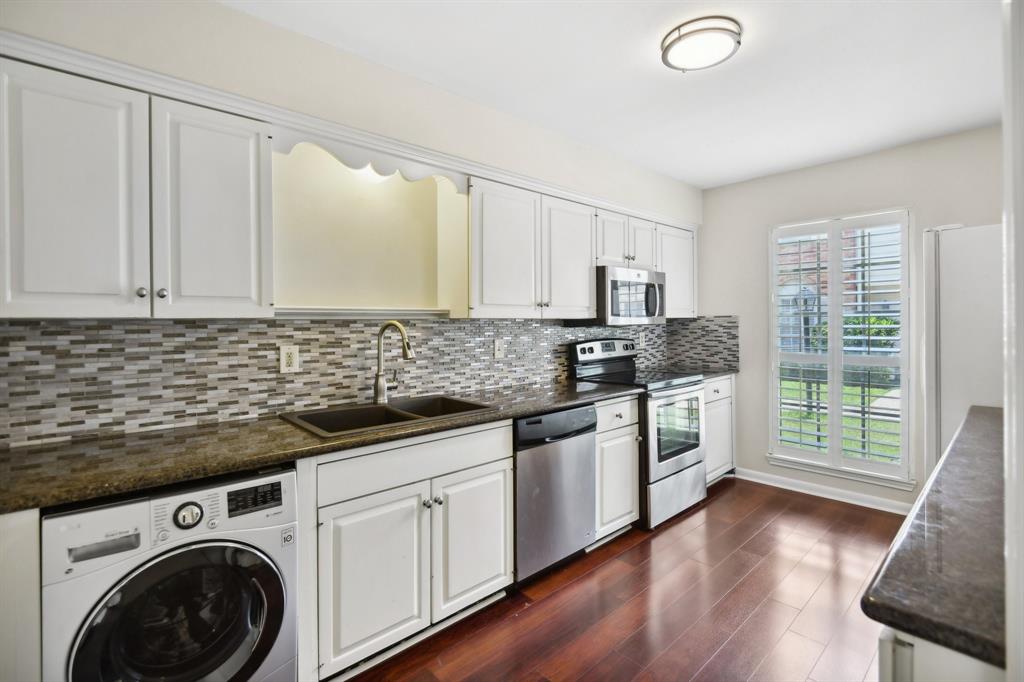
[661,16,742,72]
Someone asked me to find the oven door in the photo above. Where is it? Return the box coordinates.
[599,266,667,325]
[645,385,705,482]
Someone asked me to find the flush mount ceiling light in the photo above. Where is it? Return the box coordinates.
[661,16,742,72]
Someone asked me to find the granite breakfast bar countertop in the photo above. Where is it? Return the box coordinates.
[0,381,644,514]
[861,405,1005,667]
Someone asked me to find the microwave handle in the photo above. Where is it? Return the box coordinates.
[653,283,662,317]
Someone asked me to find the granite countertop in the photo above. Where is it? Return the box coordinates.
[0,382,642,514]
[861,406,1005,667]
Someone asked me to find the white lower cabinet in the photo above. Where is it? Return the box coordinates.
[315,425,514,678]
[431,459,513,622]
[317,481,432,677]
[595,424,641,539]
[704,376,736,484]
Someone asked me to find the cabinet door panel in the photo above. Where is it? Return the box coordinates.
[151,97,273,318]
[657,225,696,318]
[542,196,595,319]
[318,481,431,677]
[705,397,734,483]
[629,217,657,270]
[595,210,629,266]
[596,424,640,539]
[469,178,541,317]
[0,58,150,318]
[431,459,513,621]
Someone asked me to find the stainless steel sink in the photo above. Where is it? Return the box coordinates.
[281,395,493,437]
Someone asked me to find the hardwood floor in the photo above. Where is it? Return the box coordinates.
[351,478,904,682]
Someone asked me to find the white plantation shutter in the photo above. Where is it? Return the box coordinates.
[770,210,910,483]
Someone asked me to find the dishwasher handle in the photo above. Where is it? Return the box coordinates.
[541,423,597,445]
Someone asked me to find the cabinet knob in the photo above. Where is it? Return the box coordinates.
[636,435,644,442]
[135,287,149,298]
[433,496,444,506]
[422,499,433,509]
[157,288,169,299]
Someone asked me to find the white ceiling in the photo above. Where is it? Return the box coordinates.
[221,0,1003,188]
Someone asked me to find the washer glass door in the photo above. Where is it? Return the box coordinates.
[69,541,285,682]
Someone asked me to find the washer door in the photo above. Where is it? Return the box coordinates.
[69,541,285,682]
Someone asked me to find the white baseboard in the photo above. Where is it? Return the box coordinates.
[733,467,913,515]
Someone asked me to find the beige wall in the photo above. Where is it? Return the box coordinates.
[701,125,1003,505]
[0,0,702,226]
[273,143,441,309]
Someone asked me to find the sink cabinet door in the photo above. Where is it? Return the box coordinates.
[318,481,431,678]
[595,424,640,540]
[431,459,514,622]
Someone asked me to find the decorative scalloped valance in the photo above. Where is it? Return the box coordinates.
[272,127,469,193]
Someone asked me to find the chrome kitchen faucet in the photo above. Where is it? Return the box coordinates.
[374,320,416,404]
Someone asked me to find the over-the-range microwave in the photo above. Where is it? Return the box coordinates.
[596,265,666,325]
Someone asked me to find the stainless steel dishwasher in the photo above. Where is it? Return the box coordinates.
[514,404,598,581]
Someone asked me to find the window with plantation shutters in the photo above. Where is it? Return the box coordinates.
[770,210,910,484]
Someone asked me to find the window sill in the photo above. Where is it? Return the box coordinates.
[766,453,917,491]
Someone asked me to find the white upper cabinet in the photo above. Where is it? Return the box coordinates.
[0,58,151,318]
[469,177,542,318]
[151,97,273,318]
[657,225,696,318]
[628,217,658,270]
[595,209,630,266]
[541,196,595,319]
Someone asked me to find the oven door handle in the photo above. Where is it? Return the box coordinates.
[648,386,705,404]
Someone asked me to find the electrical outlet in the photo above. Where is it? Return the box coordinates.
[637,330,646,350]
[494,338,507,360]
[279,345,301,373]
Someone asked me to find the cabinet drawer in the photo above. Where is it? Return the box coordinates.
[596,397,639,432]
[705,376,733,403]
[318,425,513,507]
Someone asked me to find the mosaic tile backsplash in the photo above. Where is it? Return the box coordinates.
[1,316,737,446]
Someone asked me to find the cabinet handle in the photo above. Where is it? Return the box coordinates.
[157,288,169,299]
[422,499,433,509]
[433,496,444,506]
[713,388,720,394]
[615,412,623,419]
[135,287,149,298]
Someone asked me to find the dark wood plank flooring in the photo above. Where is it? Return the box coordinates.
[352,478,904,682]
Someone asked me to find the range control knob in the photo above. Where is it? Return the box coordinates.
[173,502,204,530]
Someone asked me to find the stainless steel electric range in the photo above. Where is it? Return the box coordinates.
[570,338,706,529]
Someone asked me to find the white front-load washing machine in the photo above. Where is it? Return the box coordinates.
[41,469,298,682]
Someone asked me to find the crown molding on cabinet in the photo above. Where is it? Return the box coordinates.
[0,30,699,231]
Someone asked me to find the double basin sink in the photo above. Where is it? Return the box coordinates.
[281,395,494,438]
